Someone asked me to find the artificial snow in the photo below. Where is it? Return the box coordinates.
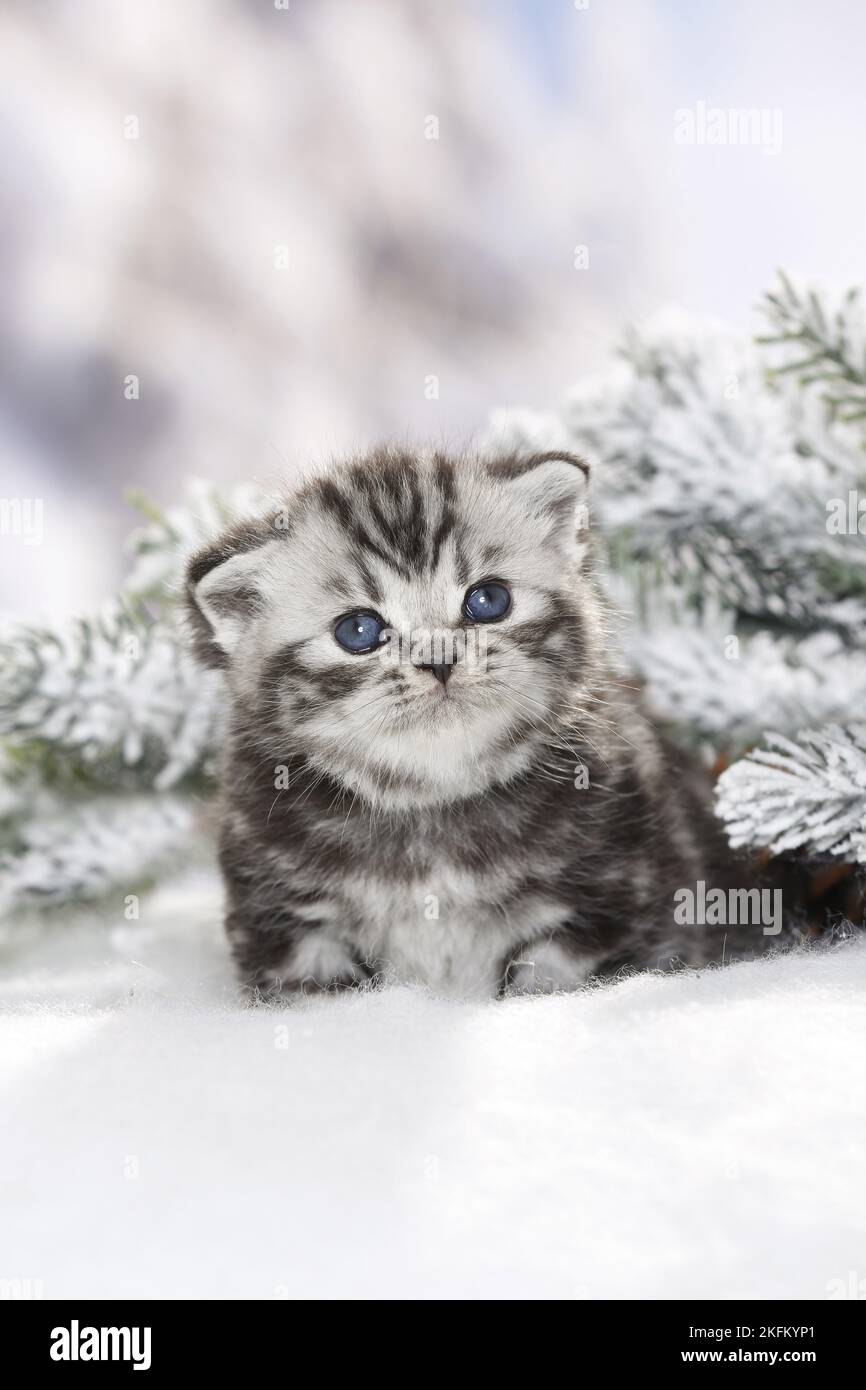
[1,872,864,1300]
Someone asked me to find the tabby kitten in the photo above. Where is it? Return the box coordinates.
[186,446,782,998]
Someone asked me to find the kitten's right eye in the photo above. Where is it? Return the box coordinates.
[333,611,388,654]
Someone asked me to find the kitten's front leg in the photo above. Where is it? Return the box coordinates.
[228,905,368,999]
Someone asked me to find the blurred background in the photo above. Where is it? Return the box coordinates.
[2,0,865,617]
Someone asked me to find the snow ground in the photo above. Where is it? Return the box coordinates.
[1,873,865,1301]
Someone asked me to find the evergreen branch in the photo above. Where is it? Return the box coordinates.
[0,792,199,919]
[630,620,866,749]
[758,273,866,430]
[716,725,866,862]
[0,605,224,793]
[124,478,269,604]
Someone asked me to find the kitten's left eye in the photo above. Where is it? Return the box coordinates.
[462,581,512,623]
[333,610,387,654]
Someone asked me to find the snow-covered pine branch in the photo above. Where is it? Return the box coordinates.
[630,619,866,748]
[716,725,866,863]
[124,478,268,604]
[0,604,224,794]
[488,306,866,641]
[0,791,199,921]
[758,271,866,432]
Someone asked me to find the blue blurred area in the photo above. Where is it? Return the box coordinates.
[508,0,579,95]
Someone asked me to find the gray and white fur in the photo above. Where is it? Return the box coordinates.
[186,446,787,999]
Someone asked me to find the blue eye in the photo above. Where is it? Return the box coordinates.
[463,582,512,623]
[333,611,387,654]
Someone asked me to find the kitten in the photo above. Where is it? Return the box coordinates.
[186,446,787,998]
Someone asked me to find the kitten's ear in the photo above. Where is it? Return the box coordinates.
[185,517,281,667]
[498,451,591,555]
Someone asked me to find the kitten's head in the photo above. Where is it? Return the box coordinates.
[187,447,602,807]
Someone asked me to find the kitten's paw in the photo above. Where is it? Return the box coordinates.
[240,934,369,1001]
[504,937,597,996]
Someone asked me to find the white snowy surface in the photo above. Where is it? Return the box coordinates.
[1,873,865,1301]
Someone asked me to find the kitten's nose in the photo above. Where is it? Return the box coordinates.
[419,661,453,688]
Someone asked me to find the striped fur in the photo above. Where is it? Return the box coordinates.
[187,446,790,999]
